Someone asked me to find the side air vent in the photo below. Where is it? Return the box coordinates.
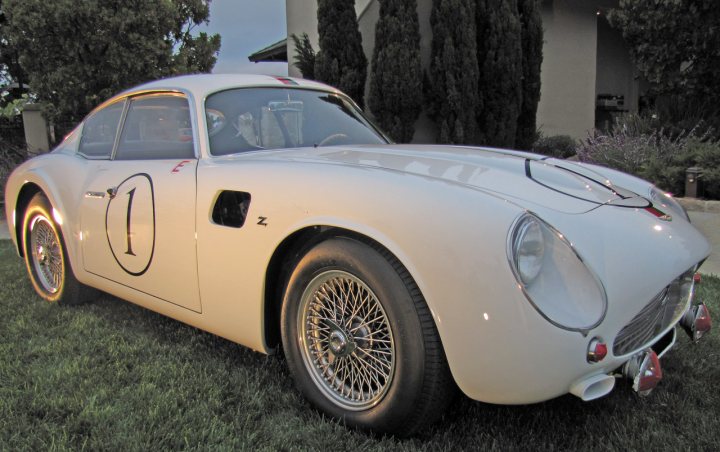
[212,191,251,228]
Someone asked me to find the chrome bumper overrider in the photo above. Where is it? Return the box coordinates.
[621,299,712,397]
[570,293,712,400]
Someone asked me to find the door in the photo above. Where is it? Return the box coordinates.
[79,93,201,312]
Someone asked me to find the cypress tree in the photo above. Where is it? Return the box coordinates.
[515,0,543,150]
[315,0,368,109]
[476,0,522,148]
[428,0,479,144]
[368,0,422,143]
[291,33,316,80]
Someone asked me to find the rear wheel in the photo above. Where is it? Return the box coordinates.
[281,237,455,436]
[22,193,90,305]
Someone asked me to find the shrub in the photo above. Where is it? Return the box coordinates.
[684,140,720,199]
[315,0,367,109]
[428,0,479,144]
[577,113,720,199]
[515,0,544,151]
[476,0,522,148]
[291,33,316,80]
[0,130,27,206]
[368,0,423,143]
[532,134,577,159]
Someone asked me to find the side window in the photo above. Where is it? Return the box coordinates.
[115,94,195,160]
[79,100,125,158]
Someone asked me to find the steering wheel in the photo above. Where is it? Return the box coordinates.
[317,133,349,147]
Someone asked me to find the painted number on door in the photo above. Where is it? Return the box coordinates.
[105,173,155,276]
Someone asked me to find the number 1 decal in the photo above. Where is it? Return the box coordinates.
[105,173,155,276]
[125,188,137,256]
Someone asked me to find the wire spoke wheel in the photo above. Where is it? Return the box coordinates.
[29,215,64,294]
[282,237,454,434]
[298,270,395,411]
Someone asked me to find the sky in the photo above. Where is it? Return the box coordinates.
[197,0,288,76]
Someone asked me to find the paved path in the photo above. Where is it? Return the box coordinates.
[0,216,8,240]
[686,211,720,276]
[1,200,718,275]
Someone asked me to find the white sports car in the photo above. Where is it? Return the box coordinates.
[4,74,713,436]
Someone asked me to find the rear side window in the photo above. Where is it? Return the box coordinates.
[79,100,125,158]
[115,94,195,160]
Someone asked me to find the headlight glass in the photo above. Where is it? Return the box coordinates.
[649,186,689,221]
[508,213,607,332]
[515,217,545,284]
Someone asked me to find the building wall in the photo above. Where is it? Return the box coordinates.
[536,0,599,140]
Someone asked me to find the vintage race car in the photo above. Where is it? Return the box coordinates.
[4,74,713,436]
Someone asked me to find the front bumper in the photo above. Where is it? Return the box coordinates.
[572,297,712,400]
[446,263,712,405]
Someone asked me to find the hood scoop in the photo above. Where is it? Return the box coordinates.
[527,159,650,208]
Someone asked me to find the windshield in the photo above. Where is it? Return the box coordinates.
[205,88,388,155]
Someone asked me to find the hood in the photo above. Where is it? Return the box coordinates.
[238,144,651,214]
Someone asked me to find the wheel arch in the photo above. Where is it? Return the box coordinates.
[12,176,75,262]
[262,225,445,356]
[12,182,44,256]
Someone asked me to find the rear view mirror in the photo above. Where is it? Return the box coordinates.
[268,101,304,112]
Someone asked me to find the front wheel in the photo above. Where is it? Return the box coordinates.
[281,237,455,436]
[22,193,90,305]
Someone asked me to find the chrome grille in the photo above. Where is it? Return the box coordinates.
[613,268,695,356]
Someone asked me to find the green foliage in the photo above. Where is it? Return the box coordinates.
[608,0,720,103]
[515,0,543,151]
[315,0,367,109]
[577,113,720,199]
[1,239,720,448]
[291,33,316,80]
[174,32,222,74]
[641,139,720,200]
[0,91,30,118]
[532,134,577,159]
[686,141,720,199]
[0,0,27,90]
[577,114,699,176]
[0,116,26,202]
[652,95,720,141]
[428,0,478,144]
[2,0,221,122]
[368,0,422,143]
[476,0,522,148]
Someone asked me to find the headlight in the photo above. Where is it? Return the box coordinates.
[508,213,607,332]
[649,186,689,222]
[514,217,545,284]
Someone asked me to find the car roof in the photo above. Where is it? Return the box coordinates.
[117,73,338,101]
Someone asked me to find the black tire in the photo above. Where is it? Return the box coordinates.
[281,237,455,436]
[22,193,92,305]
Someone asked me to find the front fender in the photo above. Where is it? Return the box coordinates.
[5,154,88,273]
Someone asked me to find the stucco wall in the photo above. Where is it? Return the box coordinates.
[537,0,598,140]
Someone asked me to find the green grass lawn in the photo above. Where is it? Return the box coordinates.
[1,239,719,451]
